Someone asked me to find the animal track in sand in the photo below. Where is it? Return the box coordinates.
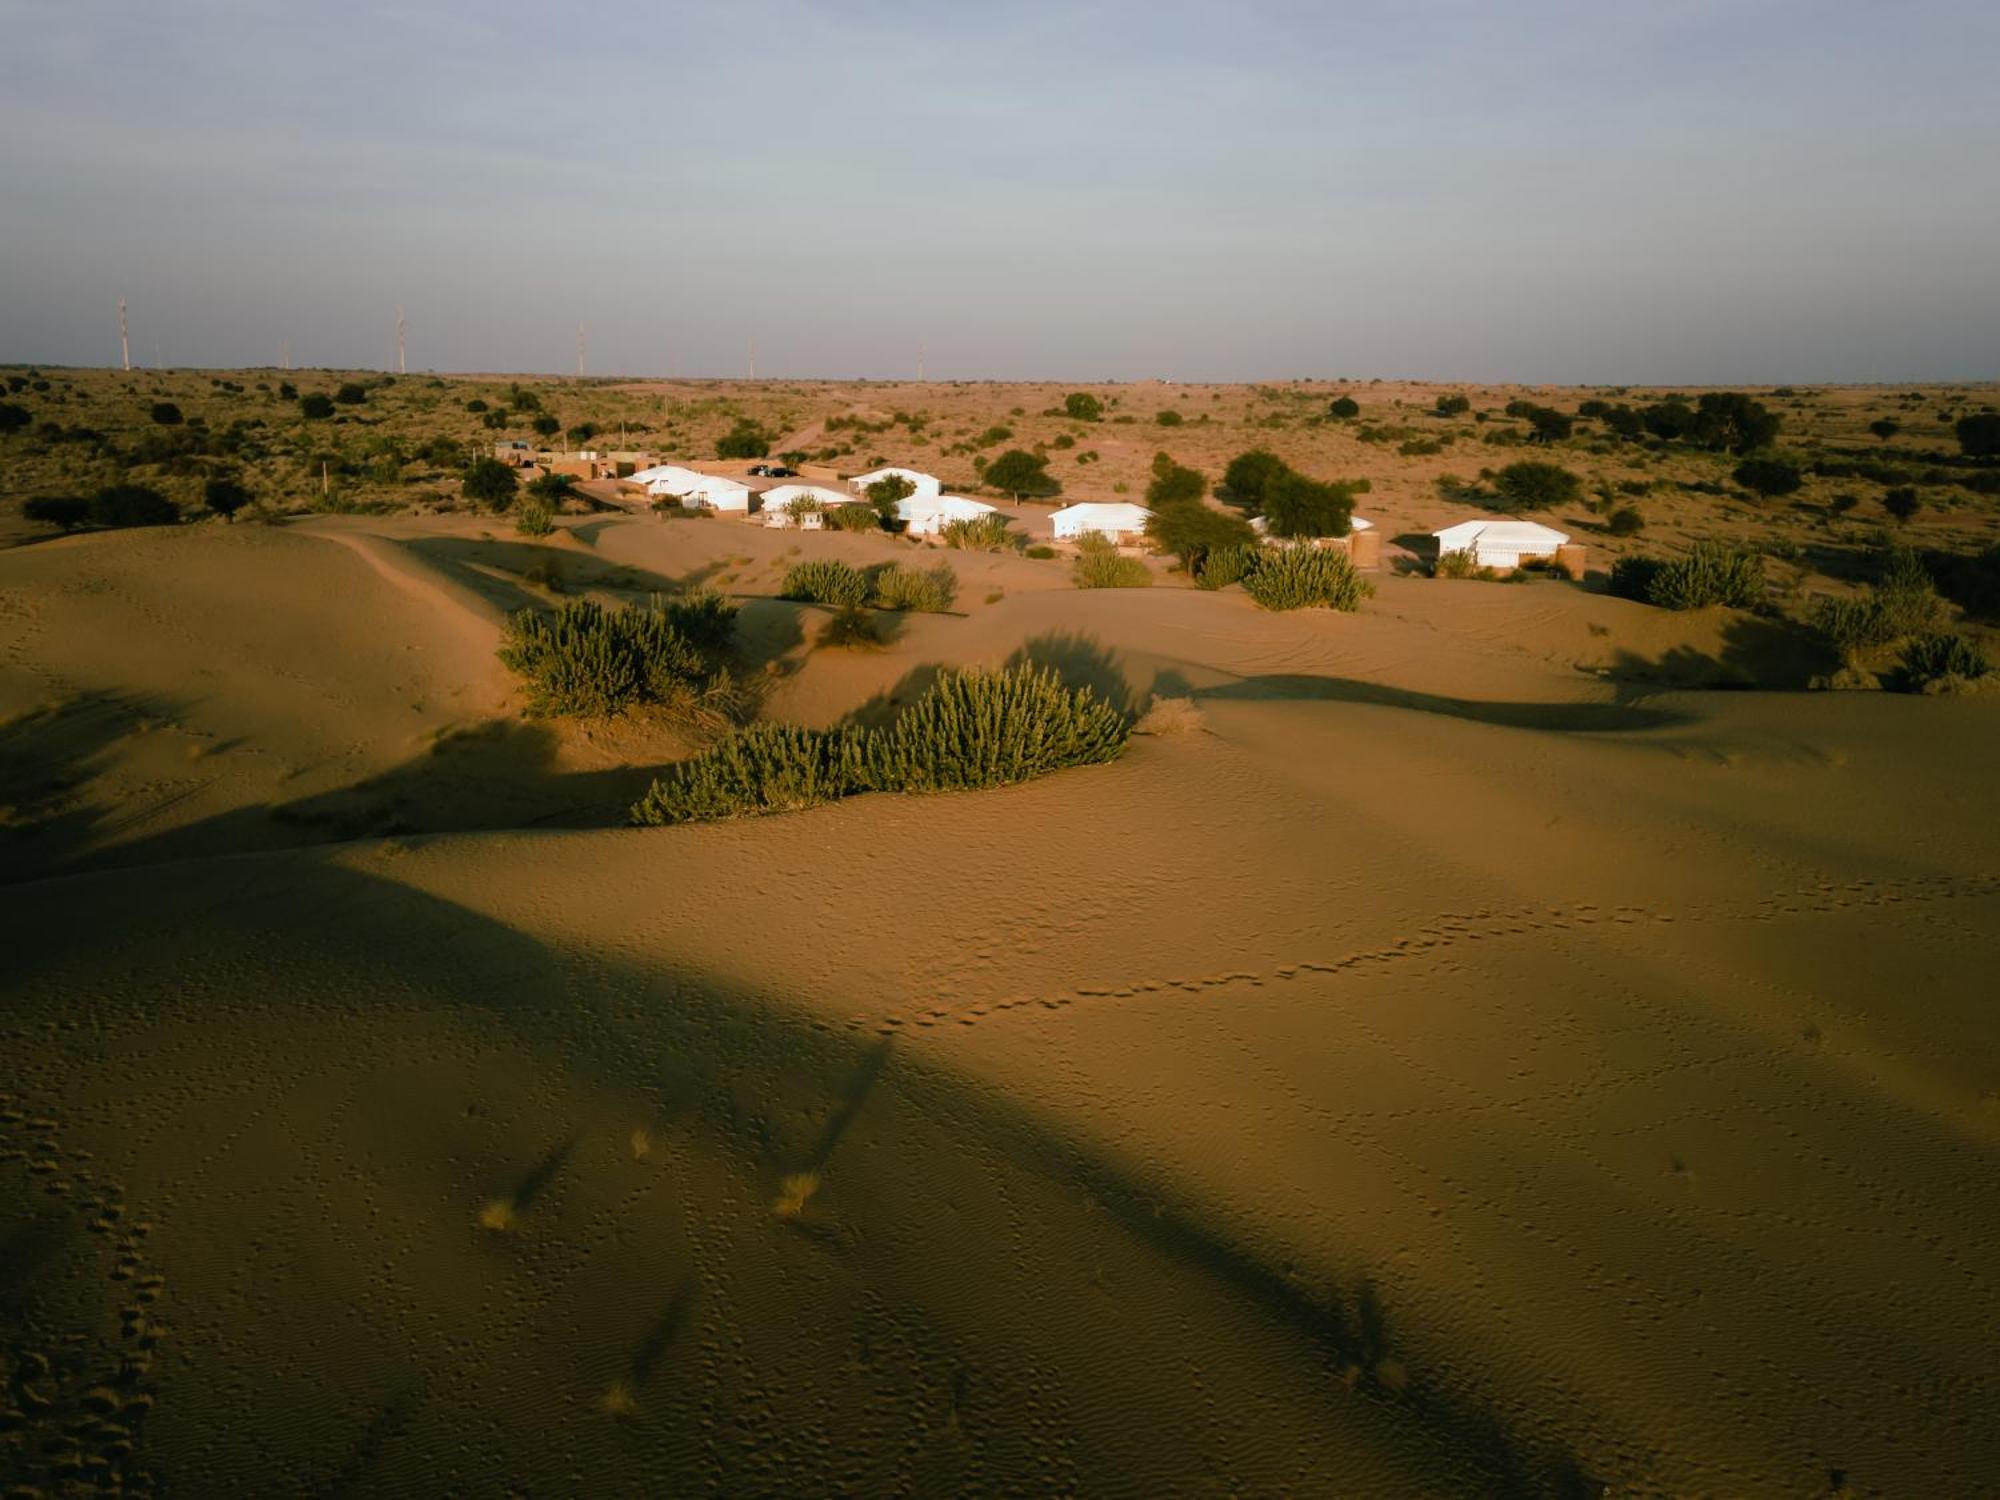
[0,1092,168,1496]
[851,873,2000,1037]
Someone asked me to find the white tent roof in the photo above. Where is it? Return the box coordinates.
[897,494,996,522]
[1051,502,1154,527]
[1432,519,1569,551]
[851,466,941,493]
[637,465,710,494]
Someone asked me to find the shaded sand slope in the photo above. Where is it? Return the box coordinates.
[7,666,1997,1493]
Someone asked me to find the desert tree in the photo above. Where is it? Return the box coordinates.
[983,449,1061,501]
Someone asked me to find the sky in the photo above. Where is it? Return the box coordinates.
[2,0,1996,383]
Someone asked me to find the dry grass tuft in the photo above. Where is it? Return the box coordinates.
[1136,696,1205,736]
[629,1128,652,1161]
[772,1171,821,1220]
[477,1197,517,1232]
[601,1381,638,1418]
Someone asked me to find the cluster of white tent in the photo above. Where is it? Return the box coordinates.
[627,464,754,513]
[1430,519,1570,570]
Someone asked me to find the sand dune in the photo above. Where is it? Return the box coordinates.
[4,512,1996,1495]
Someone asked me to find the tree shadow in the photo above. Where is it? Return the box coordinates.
[1003,632,1139,715]
[1601,614,1839,699]
[806,1037,894,1170]
[1196,673,1685,732]
[627,1280,696,1391]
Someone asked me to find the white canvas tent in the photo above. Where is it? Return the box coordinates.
[1432,519,1568,570]
[849,466,942,501]
[1050,501,1154,543]
[760,483,857,528]
[896,494,996,536]
[676,475,752,513]
[638,465,710,497]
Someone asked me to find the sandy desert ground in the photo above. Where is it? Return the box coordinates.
[3,489,1997,1496]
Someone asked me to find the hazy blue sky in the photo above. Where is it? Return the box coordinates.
[2,1,1995,381]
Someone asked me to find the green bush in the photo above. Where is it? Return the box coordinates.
[1155,409,1184,426]
[631,666,1130,824]
[1606,506,1644,536]
[1025,544,1057,560]
[300,393,335,419]
[1147,500,1254,572]
[1492,461,1581,512]
[150,401,183,425]
[204,476,251,521]
[1328,396,1359,419]
[1733,454,1803,498]
[1063,392,1104,421]
[1645,542,1765,610]
[827,503,882,533]
[1072,533,1151,588]
[872,562,958,612]
[1261,469,1360,538]
[334,383,367,406]
[782,559,871,606]
[89,484,178,528]
[1882,486,1921,523]
[940,513,1011,551]
[1434,549,1500,580]
[1897,632,1991,692]
[462,457,518,510]
[515,500,554,537]
[1243,544,1371,611]
[23,495,89,530]
[716,419,771,459]
[1433,393,1471,417]
[0,401,31,432]
[498,596,736,717]
[860,666,1129,793]
[632,723,868,824]
[985,448,1061,500]
[1197,543,1259,590]
[1145,458,1206,508]
[1955,412,2000,459]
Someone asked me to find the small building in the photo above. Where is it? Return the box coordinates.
[494,440,534,467]
[761,483,858,528]
[1050,501,1154,544]
[896,493,996,537]
[1431,519,1569,571]
[849,465,942,501]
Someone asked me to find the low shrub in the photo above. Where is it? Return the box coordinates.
[514,500,554,537]
[1025,544,1057,559]
[630,665,1130,824]
[860,665,1129,792]
[781,559,871,607]
[1072,534,1152,588]
[1434,549,1500,581]
[872,561,958,612]
[1197,543,1259,590]
[940,513,1012,551]
[826,503,882,533]
[631,723,868,824]
[1244,544,1371,611]
[499,595,736,717]
[1897,633,1991,693]
[1644,542,1765,610]
[1606,506,1644,536]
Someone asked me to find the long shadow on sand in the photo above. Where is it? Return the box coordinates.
[5,857,1612,1495]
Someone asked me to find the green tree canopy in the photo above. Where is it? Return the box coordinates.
[1956,412,2000,458]
[203,475,251,521]
[1147,501,1255,572]
[1491,461,1582,512]
[984,449,1061,500]
[1689,392,1780,453]
[1732,454,1803,498]
[1063,392,1104,422]
[716,419,771,459]
[462,457,519,510]
[1261,470,1358,539]
[1145,458,1206,509]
